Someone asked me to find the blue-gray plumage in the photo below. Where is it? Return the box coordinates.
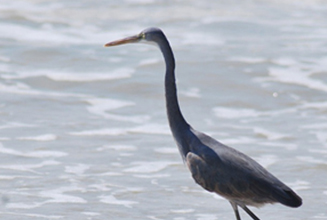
[105,27,302,220]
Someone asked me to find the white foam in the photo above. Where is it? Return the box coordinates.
[17,134,57,141]
[0,160,60,173]
[0,122,35,129]
[82,212,100,216]
[154,147,179,154]
[99,195,137,208]
[27,151,68,158]
[0,81,88,98]
[50,69,133,82]
[86,98,149,123]
[88,183,112,192]
[0,18,119,46]
[0,143,67,158]
[181,87,201,98]
[2,68,133,82]
[0,175,19,180]
[229,56,266,63]
[0,82,36,96]
[95,172,122,177]
[129,123,170,135]
[301,101,327,110]
[39,186,87,204]
[313,132,327,145]
[272,57,298,66]
[213,107,259,119]
[289,180,310,191]
[139,58,160,66]
[220,136,256,145]
[254,154,278,168]
[70,123,170,137]
[65,164,90,175]
[134,173,171,179]
[97,145,137,152]
[0,1,62,13]
[6,202,46,209]
[125,187,144,193]
[171,209,194,214]
[0,22,82,44]
[267,66,327,92]
[254,55,327,93]
[69,128,128,136]
[147,216,165,220]
[213,106,298,119]
[124,161,176,173]
[19,213,63,219]
[86,97,134,111]
[98,113,150,123]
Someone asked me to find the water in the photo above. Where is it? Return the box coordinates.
[0,0,326,219]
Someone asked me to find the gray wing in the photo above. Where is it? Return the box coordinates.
[186,130,301,207]
[186,150,282,206]
[186,152,216,192]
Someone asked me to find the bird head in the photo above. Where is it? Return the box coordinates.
[104,27,164,47]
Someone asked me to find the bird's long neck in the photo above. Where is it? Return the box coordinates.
[158,37,190,157]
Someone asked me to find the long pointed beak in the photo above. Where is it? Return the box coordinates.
[104,34,141,47]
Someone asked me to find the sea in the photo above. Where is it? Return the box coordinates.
[0,0,326,219]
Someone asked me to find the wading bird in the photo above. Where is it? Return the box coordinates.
[105,27,302,220]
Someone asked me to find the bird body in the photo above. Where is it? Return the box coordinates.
[105,27,302,220]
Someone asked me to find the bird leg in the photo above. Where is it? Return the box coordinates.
[241,205,260,220]
[230,202,241,220]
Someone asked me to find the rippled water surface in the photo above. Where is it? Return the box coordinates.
[1,0,327,219]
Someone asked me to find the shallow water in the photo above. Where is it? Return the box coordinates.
[0,0,327,219]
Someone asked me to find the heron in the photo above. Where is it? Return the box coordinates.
[104,27,302,220]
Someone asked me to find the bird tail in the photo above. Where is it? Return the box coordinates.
[273,186,302,208]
